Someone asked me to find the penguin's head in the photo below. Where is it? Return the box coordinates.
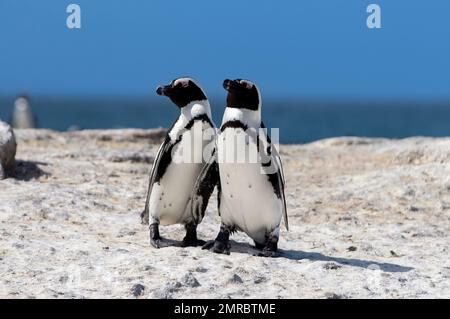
[223,79,260,111]
[156,77,207,108]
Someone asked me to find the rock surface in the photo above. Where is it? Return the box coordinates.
[0,129,449,298]
[0,121,17,179]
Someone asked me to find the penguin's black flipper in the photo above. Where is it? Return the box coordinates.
[260,122,289,231]
[141,136,172,225]
[191,147,220,224]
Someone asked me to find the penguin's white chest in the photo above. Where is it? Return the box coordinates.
[149,163,203,226]
[149,128,211,226]
[217,129,282,244]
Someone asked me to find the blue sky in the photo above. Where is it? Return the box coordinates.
[0,0,449,99]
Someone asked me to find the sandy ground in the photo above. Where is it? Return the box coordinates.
[0,129,449,299]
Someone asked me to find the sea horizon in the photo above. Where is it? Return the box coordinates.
[1,96,450,144]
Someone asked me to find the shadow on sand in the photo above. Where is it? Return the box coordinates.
[14,160,49,181]
[228,241,413,273]
[278,249,413,273]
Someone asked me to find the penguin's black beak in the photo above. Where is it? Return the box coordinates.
[223,79,232,91]
[156,86,164,96]
[156,85,171,96]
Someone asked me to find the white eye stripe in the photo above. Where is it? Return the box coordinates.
[240,80,254,89]
[173,78,190,88]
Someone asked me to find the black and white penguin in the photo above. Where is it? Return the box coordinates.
[141,77,217,248]
[11,95,37,129]
[192,79,288,257]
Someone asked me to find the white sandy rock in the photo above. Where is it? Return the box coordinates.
[0,121,17,179]
[0,129,449,298]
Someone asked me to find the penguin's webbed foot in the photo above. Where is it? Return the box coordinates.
[257,230,279,257]
[150,236,178,249]
[254,241,265,250]
[258,247,278,258]
[150,237,163,249]
[202,240,215,250]
[213,240,231,255]
[149,222,165,249]
[202,240,230,255]
[181,223,206,247]
[202,223,232,255]
[181,238,206,247]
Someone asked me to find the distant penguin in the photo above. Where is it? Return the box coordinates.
[141,77,217,248]
[11,95,37,129]
[192,79,288,257]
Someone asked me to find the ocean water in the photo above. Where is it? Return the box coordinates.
[1,97,450,144]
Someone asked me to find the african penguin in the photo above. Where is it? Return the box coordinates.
[11,95,37,129]
[192,79,288,257]
[141,77,217,248]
